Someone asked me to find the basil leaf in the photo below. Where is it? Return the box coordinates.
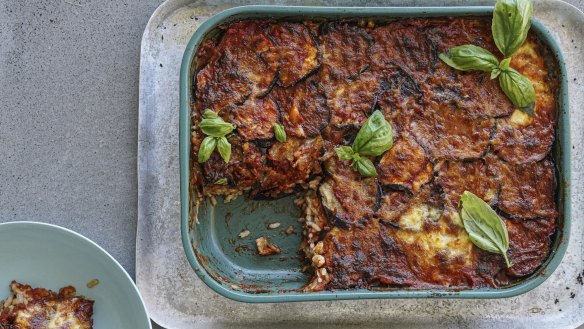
[216,136,232,163]
[352,110,394,157]
[439,45,499,72]
[334,146,355,161]
[490,68,502,80]
[499,57,511,71]
[459,191,512,268]
[214,178,228,185]
[492,0,533,58]
[273,123,286,143]
[202,109,219,119]
[197,136,217,163]
[499,68,536,115]
[200,118,235,138]
[351,157,377,178]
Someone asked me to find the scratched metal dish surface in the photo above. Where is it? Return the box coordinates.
[137,0,584,328]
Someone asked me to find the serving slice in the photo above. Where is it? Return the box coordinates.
[0,281,94,329]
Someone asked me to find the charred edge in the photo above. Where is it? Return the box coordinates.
[268,22,322,89]
[374,179,383,213]
[251,186,301,201]
[308,80,332,138]
[258,68,280,99]
[379,62,423,100]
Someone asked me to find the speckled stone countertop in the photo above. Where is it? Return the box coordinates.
[1,1,583,328]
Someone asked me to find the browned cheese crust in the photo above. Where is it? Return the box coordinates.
[271,76,330,138]
[268,22,319,87]
[377,136,433,193]
[220,96,280,142]
[195,21,277,111]
[192,17,559,292]
[1,281,93,329]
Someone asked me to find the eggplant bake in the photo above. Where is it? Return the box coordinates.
[190,15,559,291]
[0,281,94,328]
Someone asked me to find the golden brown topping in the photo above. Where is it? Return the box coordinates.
[193,16,559,291]
[377,137,432,193]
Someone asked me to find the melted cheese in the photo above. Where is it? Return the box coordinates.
[509,109,533,126]
[14,298,92,329]
[396,206,474,266]
[398,205,441,231]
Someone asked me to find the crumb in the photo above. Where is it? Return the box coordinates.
[238,230,250,238]
[285,226,294,235]
[255,237,281,256]
[159,63,163,67]
[86,279,99,288]
[268,222,281,229]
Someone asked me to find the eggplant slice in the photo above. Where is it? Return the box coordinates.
[319,221,417,289]
[321,123,360,148]
[375,88,419,138]
[435,158,499,209]
[377,136,433,193]
[319,157,381,228]
[370,20,437,78]
[318,22,371,82]
[409,104,495,161]
[196,20,277,111]
[201,136,266,195]
[325,70,381,127]
[268,22,319,87]
[252,136,324,199]
[422,17,513,119]
[426,67,514,119]
[221,96,279,142]
[196,53,252,112]
[492,107,556,165]
[487,155,557,220]
[504,217,555,277]
[376,183,444,227]
[271,76,330,138]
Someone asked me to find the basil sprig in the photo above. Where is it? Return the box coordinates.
[459,191,512,268]
[438,0,535,115]
[333,110,394,177]
[273,123,286,143]
[197,109,235,164]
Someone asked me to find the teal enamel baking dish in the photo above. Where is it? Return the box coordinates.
[179,5,570,303]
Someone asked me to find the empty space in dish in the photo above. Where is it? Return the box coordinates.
[193,196,309,290]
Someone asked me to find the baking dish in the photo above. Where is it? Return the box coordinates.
[179,5,570,302]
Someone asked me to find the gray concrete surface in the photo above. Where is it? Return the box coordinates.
[1,1,583,328]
